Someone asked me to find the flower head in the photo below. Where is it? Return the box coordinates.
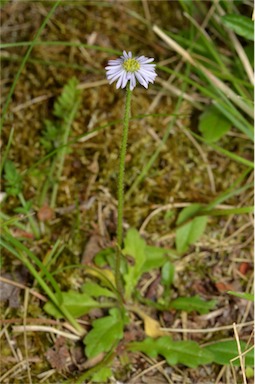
[105,51,157,91]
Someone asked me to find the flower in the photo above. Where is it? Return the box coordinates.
[105,51,157,91]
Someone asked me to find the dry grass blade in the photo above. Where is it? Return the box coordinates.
[152,25,253,118]
[12,325,81,341]
[232,323,247,384]
[160,321,254,334]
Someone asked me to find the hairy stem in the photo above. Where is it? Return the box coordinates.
[116,86,132,295]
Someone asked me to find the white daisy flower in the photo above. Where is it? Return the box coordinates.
[105,50,157,91]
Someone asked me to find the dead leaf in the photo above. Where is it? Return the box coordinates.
[45,337,71,372]
[143,313,165,338]
[81,234,103,265]
[239,262,250,276]
[128,305,165,338]
[215,281,234,292]
[85,266,116,288]
[12,229,34,239]
[37,204,54,222]
[0,273,20,308]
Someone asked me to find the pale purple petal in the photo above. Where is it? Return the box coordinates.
[137,57,154,64]
[121,73,129,89]
[116,71,125,89]
[105,65,123,74]
[129,74,136,90]
[134,71,148,88]
[108,59,123,65]
[105,51,157,90]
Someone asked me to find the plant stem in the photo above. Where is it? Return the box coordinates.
[116,87,132,294]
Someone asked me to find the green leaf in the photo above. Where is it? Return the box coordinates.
[246,366,254,378]
[94,247,116,270]
[91,367,112,382]
[14,200,33,214]
[84,308,124,358]
[176,204,208,254]
[160,261,175,306]
[122,229,177,298]
[40,120,62,151]
[82,282,116,299]
[43,290,100,319]
[161,261,175,288]
[205,340,254,366]
[176,203,202,225]
[198,105,232,143]
[228,291,254,302]
[4,160,22,196]
[54,77,81,119]
[170,295,217,314]
[123,228,146,269]
[122,228,146,299]
[130,337,214,368]
[221,14,254,41]
[141,245,176,273]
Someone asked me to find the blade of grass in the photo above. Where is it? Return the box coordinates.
[153,25,253,119]
[1,55,102,74]
[2,230,62,297]
[0,0,61,135]
[183,11,252,97]
[211,100,253,140]
[0,212,28,231]
[0,125,14,177]
[213,2,253,84]
[158,64,253,140]
[203,168,253,211]
[1,237,84,335]
[189,130,254,169]
[201,206,253,216]
[0,41,121,55]
[38,239,65,278]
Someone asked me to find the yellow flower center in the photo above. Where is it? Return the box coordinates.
[123,58,140,72]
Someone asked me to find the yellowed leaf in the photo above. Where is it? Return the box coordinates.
[143,313,165,338]
[85,267,116,288]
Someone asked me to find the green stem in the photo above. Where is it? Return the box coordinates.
[116,87,132,294]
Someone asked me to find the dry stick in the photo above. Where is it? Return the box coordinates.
[23,289,32,384]
[152,25,253,119]
[0,276,47,302]
[160,320,253,333]
[12,325,80,341]
[232,322,247,384]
